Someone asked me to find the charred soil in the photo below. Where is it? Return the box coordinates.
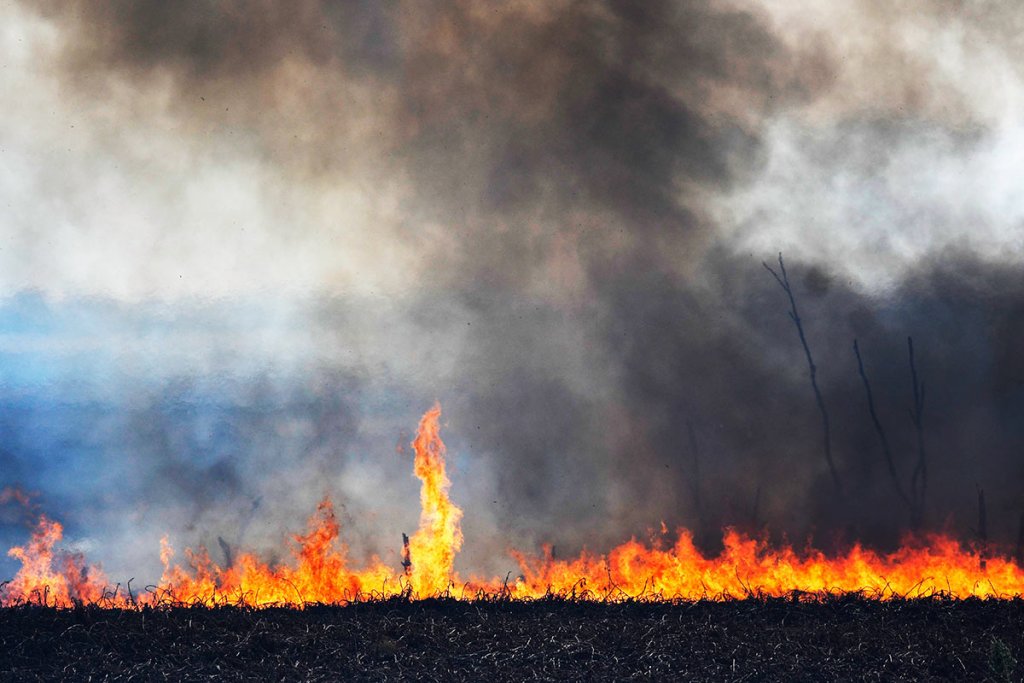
[0,596,1022,681]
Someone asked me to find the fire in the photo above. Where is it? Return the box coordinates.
[3,404,1024,607]
[407,402,463,595]
[6,514,109,606]
[506,531,1020,600]
[152,499,396,606]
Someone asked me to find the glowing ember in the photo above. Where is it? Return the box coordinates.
[3,404,1024,607]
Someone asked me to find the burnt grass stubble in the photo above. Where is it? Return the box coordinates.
[0,595,1022,681]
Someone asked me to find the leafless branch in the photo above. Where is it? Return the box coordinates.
[854,339,910,506]
[763,252,841,492]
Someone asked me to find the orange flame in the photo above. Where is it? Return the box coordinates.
[148,497,396,606]
[407,402,463,595]
[6,514,109,606]
[503,530,1020,600]
[3,403,1024,607]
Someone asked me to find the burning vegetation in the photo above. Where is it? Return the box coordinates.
[3,403,1023,609]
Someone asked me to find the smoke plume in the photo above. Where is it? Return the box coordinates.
[0,0,1022,580]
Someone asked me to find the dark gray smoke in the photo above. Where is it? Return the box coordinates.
[1,0,1022,580]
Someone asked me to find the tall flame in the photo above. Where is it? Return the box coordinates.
[407,402,463,595]
[4,403,1024,607]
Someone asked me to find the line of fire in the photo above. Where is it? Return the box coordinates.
[2,398,1020,609]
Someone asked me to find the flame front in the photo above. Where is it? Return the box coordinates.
[506,531,1023,600]
[4,404,1024,607]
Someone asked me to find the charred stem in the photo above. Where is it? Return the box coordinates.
[763,253,841,493]
[854,339,910,507]
[402,532,412,576]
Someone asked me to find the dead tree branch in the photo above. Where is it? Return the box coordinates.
[763,253,841,492]
[854,339,910,506]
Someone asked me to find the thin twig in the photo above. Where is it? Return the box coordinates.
[853,339,909,505]
[763,253,841,492]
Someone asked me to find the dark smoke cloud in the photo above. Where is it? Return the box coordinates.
[590,248,1024,551]
[400,247,1023,557]
[2,0,1022,580]
[29,1,830,277]
[38,0,400,78]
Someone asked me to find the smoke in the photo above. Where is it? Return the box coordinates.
[0,0,1023,581]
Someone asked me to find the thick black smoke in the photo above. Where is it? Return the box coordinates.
[4,0,1023,576]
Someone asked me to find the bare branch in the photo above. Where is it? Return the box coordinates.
[854,339,910,506]
[763,252,841,492]
[761,259,786,290]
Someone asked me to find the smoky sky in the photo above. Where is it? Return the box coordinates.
[0,1,1023,580]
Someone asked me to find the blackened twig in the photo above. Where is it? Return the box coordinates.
[854,339,910,506]
[763,253,841,492]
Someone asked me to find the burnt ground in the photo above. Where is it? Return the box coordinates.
[0,596,1022,681]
